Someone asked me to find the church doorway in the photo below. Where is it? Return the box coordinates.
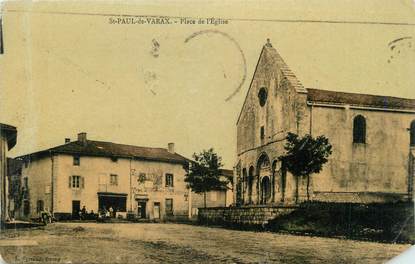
[261,176,271,204]
[257,153,271,204]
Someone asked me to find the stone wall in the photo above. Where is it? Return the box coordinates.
[313,191,409,203]
[198,206,296,226]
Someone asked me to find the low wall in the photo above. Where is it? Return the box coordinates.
[312,192,410,203]
[198,206,297,226]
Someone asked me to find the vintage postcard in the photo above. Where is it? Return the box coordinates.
[0,1,414,263]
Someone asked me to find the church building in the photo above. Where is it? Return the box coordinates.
[235,40,415,205]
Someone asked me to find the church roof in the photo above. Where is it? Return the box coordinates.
[17,140,190,165]
[236,40,306,124]
[262,41,307,94]
[307,88,415,110]
[237,40,415,125]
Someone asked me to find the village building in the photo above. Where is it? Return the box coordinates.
[235,40,415,205]
[7,158,23,220]
[18,133,191,221]
[190,169,233,217]
[0,123,17,226]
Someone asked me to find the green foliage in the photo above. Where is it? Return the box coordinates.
[185,148,227,194]
[279,132,332,177]
[279,132,332,201]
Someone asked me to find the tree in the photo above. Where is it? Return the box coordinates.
[185,148,228,208]
[279,132,332,202]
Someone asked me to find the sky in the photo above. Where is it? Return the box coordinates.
[0,0,414,167]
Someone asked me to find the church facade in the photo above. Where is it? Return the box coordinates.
[234,40,415,205]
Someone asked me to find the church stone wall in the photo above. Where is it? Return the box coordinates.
[310,105,414,201]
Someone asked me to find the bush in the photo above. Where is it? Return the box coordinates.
[266,201,414,243]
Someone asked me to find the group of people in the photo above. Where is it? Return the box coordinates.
[79,206,96,220]
[99,206,117,218]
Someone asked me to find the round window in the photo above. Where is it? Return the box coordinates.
[258,87,268,107]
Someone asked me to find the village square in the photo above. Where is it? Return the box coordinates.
[1,1,415,263]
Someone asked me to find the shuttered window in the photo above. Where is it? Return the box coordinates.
[110,174,118,185]
[69,175,84,189]
[165,173,174,187]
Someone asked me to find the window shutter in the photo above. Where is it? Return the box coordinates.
[81,177,85,188]
[69,176,72,188]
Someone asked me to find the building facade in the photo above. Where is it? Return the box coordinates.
[235,40,415,205]
[19,133,190,221]
[190,169,234,217]
[0,123,17,226]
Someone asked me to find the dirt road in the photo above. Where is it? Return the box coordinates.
[0,223,410,263]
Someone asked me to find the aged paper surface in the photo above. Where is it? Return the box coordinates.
[0,1,414,263]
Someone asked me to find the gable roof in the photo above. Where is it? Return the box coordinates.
[307,88,415,110]
[17,140,190,165]
[236,41,305,125]
[0,123,17,150]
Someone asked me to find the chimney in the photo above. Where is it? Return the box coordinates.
[78,132,87,145]
[65,138,71,144]
[167,143,175,154]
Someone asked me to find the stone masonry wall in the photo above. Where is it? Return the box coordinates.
[198,206,296,226]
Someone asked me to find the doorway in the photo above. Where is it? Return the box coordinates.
[261,176,271,204]
[72,200,80,219]
[153,202,160,219]
[97,192,127,217]
[137,200,147,218]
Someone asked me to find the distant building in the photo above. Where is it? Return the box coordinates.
[0,123,17,226]
[235,40,415,205]
[190,169,233,217]
[18,132,190,221]
[7,158,23,220]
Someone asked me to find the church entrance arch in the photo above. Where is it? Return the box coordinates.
[261,176,271,204]
[257,153,271,204]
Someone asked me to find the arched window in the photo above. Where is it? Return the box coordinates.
[410,120,415,146]
[353,115,366,143]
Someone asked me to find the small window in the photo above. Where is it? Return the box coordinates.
[410,120,415,146]
[73,156,80,166]
[353,115,366,143]
[260,126,265,140]
[165,173,174,187]
[165,198,173,215]
[110,174,118,185]
[258,87,268,107]
[69,175,83,189]
[111,157,118,162]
